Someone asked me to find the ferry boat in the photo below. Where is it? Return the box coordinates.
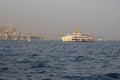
[61,28,94,42]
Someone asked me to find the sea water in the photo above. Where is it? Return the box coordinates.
[0,40,120,80]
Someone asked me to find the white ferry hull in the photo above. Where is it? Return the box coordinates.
[62,36,93,42]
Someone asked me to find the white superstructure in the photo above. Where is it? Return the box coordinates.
[61,28,93,42]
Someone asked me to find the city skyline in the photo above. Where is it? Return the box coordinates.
[0,0,120,40]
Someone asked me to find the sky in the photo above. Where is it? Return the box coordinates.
[0,0,120,40]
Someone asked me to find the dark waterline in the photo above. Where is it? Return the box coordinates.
[0,40,120,80]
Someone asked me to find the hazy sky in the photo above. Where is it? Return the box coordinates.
[0,0,120,40]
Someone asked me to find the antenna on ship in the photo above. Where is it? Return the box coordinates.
[62,32,65,37]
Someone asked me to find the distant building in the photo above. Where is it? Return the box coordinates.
[0,26,31,41]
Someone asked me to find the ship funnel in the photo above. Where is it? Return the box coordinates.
[76,27,82,35]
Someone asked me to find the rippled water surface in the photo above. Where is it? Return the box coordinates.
[0,40,120,80]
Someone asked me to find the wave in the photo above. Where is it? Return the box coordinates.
[62,73,120,80]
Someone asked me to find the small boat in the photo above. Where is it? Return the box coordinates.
[27,36,32,42]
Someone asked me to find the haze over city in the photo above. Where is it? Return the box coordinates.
[0,0,120,40]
